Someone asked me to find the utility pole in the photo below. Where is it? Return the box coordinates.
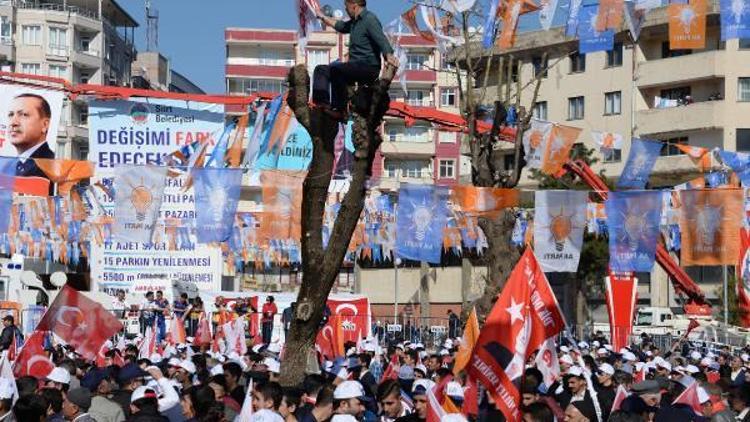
[145,0,159,52]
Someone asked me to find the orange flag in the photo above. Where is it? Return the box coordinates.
[401,6,436,42]
[451,186,519,218]
[596,0,624,31]
[498,0,523,48]
[259,171,304,242]
[669,0,707,50]
[675,144,711,171]
[267,100,294,153]
[679,188,743,265]
[540,124,582,176]
[226,113,249,168]
[33,159,94,194]
[453,307,480,375]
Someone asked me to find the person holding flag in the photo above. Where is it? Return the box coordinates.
[0,316,22,353]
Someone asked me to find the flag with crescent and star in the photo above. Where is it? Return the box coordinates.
[35,285,123,361]
[12,330,54,378]
[466,248,565,421]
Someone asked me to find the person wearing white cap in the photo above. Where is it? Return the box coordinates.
[175,360,196,391]
[595,363,616,419]
[46,367,72,392]
[332,381,367,421]
[559,354,574,373]
[654,359,672,378]
[730,355,747,387]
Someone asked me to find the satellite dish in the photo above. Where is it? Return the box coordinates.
[20,271,41,288]
[50,272,67,288]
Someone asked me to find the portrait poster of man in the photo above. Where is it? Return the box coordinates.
[0,83,64,178]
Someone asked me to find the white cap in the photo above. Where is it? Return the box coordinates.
[408,343,418,350]
[598,363,615,376]
[179,360,197,374]
[597,348,608,356]
[46,367,71,385]
[363,343,376,352]
[168,358,181,367]
[444,339,453,348]
[604,345,613,351]
[578,341,589,349]
[560,345,570,353]
[645,351,653,357]
[330,416,358,422]
[622,351,637,362]
[656,360,672,372]
[264,358,281,374]
[415,364,428,375]
[560,354,574,365]
[700,357,713,367]
[131,386,157,403]
[619,348,630,355]
[568,366,584,378]
[149,353,162,364]
[697,387,710,404]
[333,381,365,400]
[413,379,436,394]
[445,381,464,399]
[346,347,357,357]
[336,368,349,380]
[685,365,700,375]
[742,353,750,362]
[441,414,468,422]
[416,343,425,349]
[439,349,449,356]
[252,344,264,354]
[592,341,601,348]
[210,365,224,376]
[0,379,14,400]
[690,351,702,361]
[249,409,285,422]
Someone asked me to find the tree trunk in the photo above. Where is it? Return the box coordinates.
[279,64,396,386]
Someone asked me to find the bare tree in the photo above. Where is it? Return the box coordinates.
[279,64,397,385]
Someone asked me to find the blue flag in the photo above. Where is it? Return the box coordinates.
[396,184,449,264]
[606,191,663,272]
[0,157,16,234]
[565,0,584,36]
[719,150,750,185]
[482,0,500,49]
[721,0,750,40]
[578,4,614,53]
[618,138,662,189]
[194,168,243,243]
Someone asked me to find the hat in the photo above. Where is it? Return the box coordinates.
[0,379,14,400]
[560,345,570,353]
[700,357,713,367]
[46,367,71,385]
[656,360,672,372]
[398,365,415,380]
[168,357,181,367]
[118,363,148,384]
[631,380,661,395]
[441,414,468,422]
[264,358,281,374]
[178,360,196,374]
[439,349,449,356]
[445,381,464,399]
[690,351,702,361]
[414,364,427,376]
[598,363,615,376]
[149,353,162,364]
[412,379,435,396]
[685,365,700,375]
[596,348,608,356]
[559,355,574,365]
[330,416,358,422]
[334,381,365,400]
[66,388,92,410]
[131,386,158,403]
[567,366,585,378]
[210,365,224,376]
[81,368,108,392]
[592,341,601,348]
[249,409,285,422]
[578,341,589,349]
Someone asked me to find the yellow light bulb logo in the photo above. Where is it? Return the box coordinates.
[130,183,153,222]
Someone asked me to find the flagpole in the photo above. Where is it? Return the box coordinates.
[394,257,401,327]
[723,264,728,343]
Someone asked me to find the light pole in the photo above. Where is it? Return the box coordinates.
[394,257,401,326]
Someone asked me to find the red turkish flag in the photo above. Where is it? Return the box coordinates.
[315,297,371,360]
[605,270,638,351]
[672,381,703,415]
[13,330,54,378]
[611,385,629,413]
[466,248,566,422]
[36,285,123,361]
[737,228,750,327]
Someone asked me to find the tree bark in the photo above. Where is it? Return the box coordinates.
[279,64,396,386]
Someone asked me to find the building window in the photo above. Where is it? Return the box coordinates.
[405,54,428,70]
[603,149,622,163]
[22,25,41,46]
[48,64,66,79]
[385,160,397,178]
[606,43,623,67]
[48,27,67,56]
[403,125,430,143]
[439,159,455,179]
[660,137,687,156]
[741,39,750,49]
[570,52,586,73]
[406,90,429,106]
[604,91,621,115]
[79,70,91,84]
[440,88,456,107]
[440,56,455,70]
[532,56,548,78]
[228,78,285,95]
[20,63,40,75]
[503,154,516,171]
[533,101,548,120]
[739,78,750,102]
[438,131,456,143]
[384,159,430,178]
[306,49,328,74]
[0,16,10,45]
[737,129,750,152]
[568,96,584,120]
[661,41,691,58]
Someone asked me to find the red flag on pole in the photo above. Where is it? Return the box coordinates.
[13,331,54,378]
[36,285,123,361]
[466,248,566,422]
[672,381,704,415]
[605,270,638,351]
[611,385,630,413]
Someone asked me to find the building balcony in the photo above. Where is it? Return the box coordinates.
[404,69,437,86]
[0,38,11,59]
[227,57,296,67]
[635,100,724,137]
[72,48,102,68]
[380,140,435,157]
[377,174,434,191]
[225,64,289,79]
[225,28,296,45]
[636,50,725,89]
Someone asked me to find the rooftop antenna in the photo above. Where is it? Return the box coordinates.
[146,0,159,51]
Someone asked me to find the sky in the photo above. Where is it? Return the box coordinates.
[118,0,406,94]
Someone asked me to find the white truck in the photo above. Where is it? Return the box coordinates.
[632,306,750,346]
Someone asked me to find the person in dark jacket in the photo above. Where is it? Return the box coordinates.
[0,315,22,352]
[127,387,168,422]
[112,363,148,419]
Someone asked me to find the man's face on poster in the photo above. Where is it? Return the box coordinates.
[7,95,50,153]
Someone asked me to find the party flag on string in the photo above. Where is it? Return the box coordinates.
[402,5,437,43]
[259,171,304,241]
[396,184,450,264]
[675,144,712,171]
[597,0,624,31]
[720,0,750,40]
[538,0,559,31]
[669,0,707,50]
[566,0,584,36]
[482,0,501,48]
[450,186,519,217]
[498,0,523,48]
[113,165,167,244]
[225,113,249,168]
[541,124,581,175]
[606,191,663,272]
[591,131,624,159]
[194,168,243,243]
[579,4,615,53]
[533,190,587,273]
[624,0,647,41]
[618,138,662,189]
[453,307,479,375]
[718,150,750,185]
[243,103,268,169]
[523,119,554,170]
[33,159,94,195]
[679,188,743,265]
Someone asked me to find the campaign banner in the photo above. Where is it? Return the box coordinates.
[88,98,225,294]
[605,272,638,352]
[538,0,559,31]
[618,138,662,189]
[579,4,615,54]
[194,168,243,243]
[533,190,587,273]
[720,0,750,40]
[606,191,663,272]
[0,83,64,162]
[668,0,707,49]
[566,0,584,36]
[679,188,743,265]
[522,119,553,170]
[396,184,450,264]
[597,0,624,31]
[113,165,168,244]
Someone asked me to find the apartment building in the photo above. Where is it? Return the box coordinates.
[0,0,138,160]
[224,26,463,189]
[464,1,741,314]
